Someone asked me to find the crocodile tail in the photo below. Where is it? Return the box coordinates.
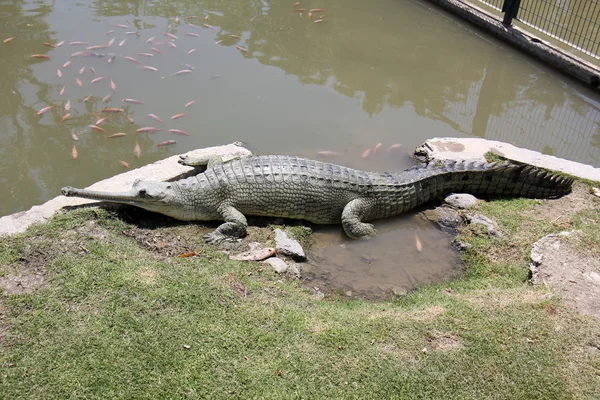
[440,160,573,199]
[398,160,573,200]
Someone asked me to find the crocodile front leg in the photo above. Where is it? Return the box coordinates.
[204,205,248,244]
[178,154,225,169]
[341,198,377,239]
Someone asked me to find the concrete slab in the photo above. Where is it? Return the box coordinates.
[414,137,600,182]
[0,143,251,238]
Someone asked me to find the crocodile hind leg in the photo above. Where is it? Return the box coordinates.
[203,205,248,244]
[341,199,377,239]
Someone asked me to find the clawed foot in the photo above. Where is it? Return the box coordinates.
[178,155,194,167]
[203,231,236,245]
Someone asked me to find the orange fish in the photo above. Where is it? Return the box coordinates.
[136,127,163,133]
[110,79,116,90]
[386,144,402,152]
[293,2,300,6]
[236,46,248,53]
[314,19,325,23]
[157,140,176,147]
[3,36,17,43]
[31,54,50,59]
[69,41,89,45]
[317,151,340,157]
[102,94,112,103]
[57,68,62,77]
[171,113,187,120]
[184,100,196,108]
[56,41,65,47]
[148,114,164,123]
[151,47,163,54]
[414,233,422,252]
[165,32,178,40]
[373,143,382,153]
[71,144,78,159]
[310,8,326,12]
[91,76,108,83]
[203,24,217,31]
[362,148,373,159]
[75,78,83,87]
[102,108,124,113]
[107,37,116,47]
[87,45,108,50]
[124,56,140,64]
[169,129,190,136]
[137,65,158,71]
[79,66,86,75]
[126,115,135,123]
[105,29,115,36]
[123,98,144,104]
[171,69,192,76]
[167,41,176,48]
[108,133,127,138]
[64,99,70,111]
[119,160,131,169]
[89,125,107,133]
[188,48,198,54]
[59,86,65,95]
[62,61,72,68]
[112,24,129,29]
[71,130,79,141]
[37,105,54,115]
[185,33,200,37]
[61,113,71,123]
[308,12,312,19]
[229,35,241,39]
[294,8,307,12]
[134,141,141,158]
[146,36,156,44]
[95,117,107,125]
[118,39,126,47]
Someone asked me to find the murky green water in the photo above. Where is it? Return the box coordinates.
[1,0,598,295]
[1,0,598,217]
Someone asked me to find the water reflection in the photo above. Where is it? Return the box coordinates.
[0,0,598,220]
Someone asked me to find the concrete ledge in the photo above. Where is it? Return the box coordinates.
[414,137,600,182]
[425,0,600,89]
[0,144,251,238]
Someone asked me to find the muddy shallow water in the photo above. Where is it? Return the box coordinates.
[303,214,460,299]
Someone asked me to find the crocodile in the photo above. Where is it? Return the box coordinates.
[61,154,573,243]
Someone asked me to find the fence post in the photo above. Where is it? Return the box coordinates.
[501,0,521,27]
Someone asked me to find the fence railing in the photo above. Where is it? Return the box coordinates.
[473,0,600,59]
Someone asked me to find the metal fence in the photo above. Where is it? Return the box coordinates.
[473,0,600,59]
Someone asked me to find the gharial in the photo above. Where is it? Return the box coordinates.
[61,153,573,244]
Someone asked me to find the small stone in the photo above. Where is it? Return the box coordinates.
[444,193,478,209]
[392,286,408,296]
[274,229,306,261]
[592,187,600,198]
[466,214,501,237]
[451,239,472,251]
[262,257,288,273]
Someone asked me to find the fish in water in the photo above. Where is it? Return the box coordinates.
[108,133,127,138]
[136,127,163,133]
[148,114,164,123]
[184,100,197,108]
[37,105,54,115]
[157,140,176,147]
[171,113,187,120]
[134,142,141,158]
[123,98,144,104]
[169,129,190,136]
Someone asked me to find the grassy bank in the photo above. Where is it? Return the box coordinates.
[1,189,599,398]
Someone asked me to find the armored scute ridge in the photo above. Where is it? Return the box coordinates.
[61,155,573,243]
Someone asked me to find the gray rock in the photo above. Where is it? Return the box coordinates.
[466,214,501,237]
[451,239,472,251]
[436,207,463,231]
[274,228,306,261]
[262,257,289,273]
[419,207,462,232]
[592,187,600,198]
[444,193,478,209]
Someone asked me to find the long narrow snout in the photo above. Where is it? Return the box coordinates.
[61,186,141,204]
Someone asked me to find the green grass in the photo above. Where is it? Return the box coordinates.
[1,207,599,399]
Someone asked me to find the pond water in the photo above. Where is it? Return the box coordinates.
[1,0,598,296]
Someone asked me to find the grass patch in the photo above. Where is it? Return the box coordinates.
[1,204,599,398]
